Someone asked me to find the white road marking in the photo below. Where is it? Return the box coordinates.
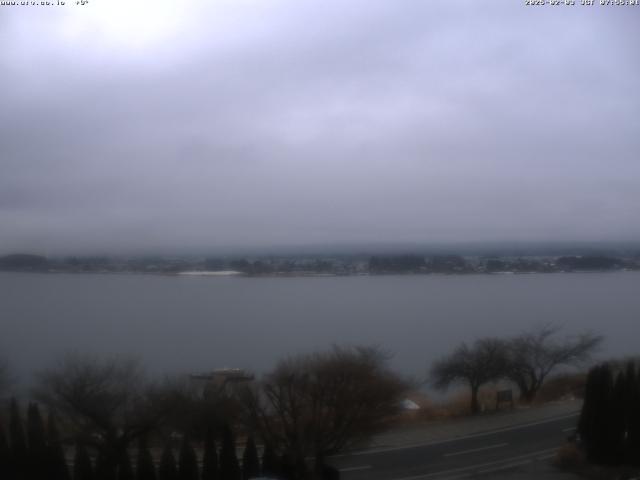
[537,453,557,461]
[476,459,533,474]
[390,447,558,480]
[562,427,576,432]
[332,412,579,458]
[443,442,508,457]
[338,465,372,472]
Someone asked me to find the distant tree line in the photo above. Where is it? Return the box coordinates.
[368,255,427,273]
[578,361,640,467]
[0,254,49,271]
[1,252,638,275]
[368,255,475,274]
[430,325,602,414]
[556,256,623,271]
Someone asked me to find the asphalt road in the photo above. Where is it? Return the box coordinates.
[328,412,579,480]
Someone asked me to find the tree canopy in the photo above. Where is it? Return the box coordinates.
[34,353,167,472]
[430,338,508,414]
[505,325,602,402]
[240,345,408,478]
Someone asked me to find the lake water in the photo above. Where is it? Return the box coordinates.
[1,271,639,387]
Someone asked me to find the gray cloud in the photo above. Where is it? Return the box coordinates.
[1,0,639,254]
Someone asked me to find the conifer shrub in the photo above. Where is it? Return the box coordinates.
[74,443,95,480]
[219,426,240,480]
[159,443,179,480]
[178,436,199,480]
[241,436,260,480]
[201,429,219,480]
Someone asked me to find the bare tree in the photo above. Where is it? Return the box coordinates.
[505,325,602,403]
[239,346,408,479]
[430,338,508,414]
[147,375,240,440]
[34,353,167,472]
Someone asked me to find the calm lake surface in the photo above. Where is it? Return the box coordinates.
[1,271,639,385]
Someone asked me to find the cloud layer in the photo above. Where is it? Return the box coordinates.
[1,0,639,254]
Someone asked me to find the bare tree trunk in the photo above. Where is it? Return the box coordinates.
[470,385,480,415]
[520,387,536,403]
[517,377,541,403]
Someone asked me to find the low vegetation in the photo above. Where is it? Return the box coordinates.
[0,330,608,479]
[1,346,407,480]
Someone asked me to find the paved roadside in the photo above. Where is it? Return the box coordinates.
[471,461,582,480]
[331,401,584,480]
[366,399,582,452]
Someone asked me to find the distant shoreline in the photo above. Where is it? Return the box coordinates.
[1,252,638,277]
[1,269,638,278]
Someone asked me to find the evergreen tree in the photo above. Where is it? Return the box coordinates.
[136,437,156,480]
[241,436,259,480]
[178,437,199,480]
[627,362,640,466]
[117,449,135,480]
[27,403,48,479]
[74,443,94,480]
[578,361,640,467]
[219,426,240,480]
[201,429,218,480]
[577,366,593,436]
[0,421,12,480]
[315,460,340,480]
[594,364,614,465]
[279,453,295,480]
[47,411,71,480]
[158,444,178,480]
[608,372,626,465]
[95,449,117,480]
[9,398,28,480]
[622,362,636,426]
[579,366,601,463]
[260,444,279,479]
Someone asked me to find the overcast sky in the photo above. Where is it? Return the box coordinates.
[1,0,638,255]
